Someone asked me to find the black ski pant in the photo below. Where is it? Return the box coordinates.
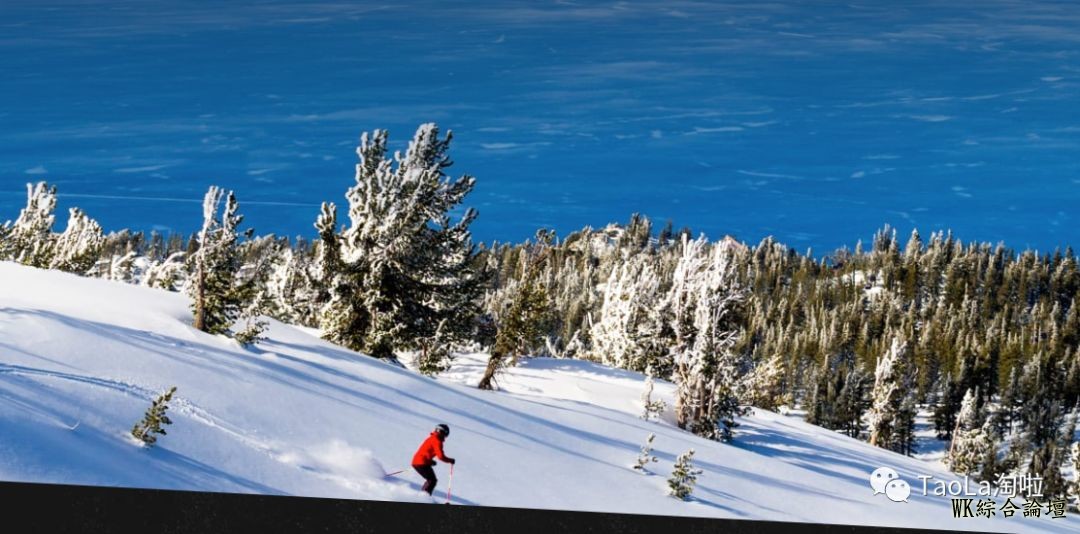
[413,464,438,495]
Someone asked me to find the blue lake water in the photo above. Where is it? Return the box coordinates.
[2,1,1079,254]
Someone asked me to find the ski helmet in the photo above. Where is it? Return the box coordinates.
[435,424,450,437]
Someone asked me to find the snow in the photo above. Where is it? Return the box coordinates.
[839,269,886,300]
[0,261,1074,532]
[912,408,949,469]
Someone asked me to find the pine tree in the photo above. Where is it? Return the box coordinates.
[415,318,454,376]
[589,256,663,372]
[669,235,748,441]
[668,448,703,500]
[0,218,7,257]
[258,243,318,326]
[312,201,364,346]
[230,236,281,347]
[1047,409,1078,499]
[478,231,553,390]
[669,235,708,426]
[632,433,659,473]
[1,182,104,274]
[187,186,246,335]
[934,372,962,440]
[868,338,917,453]
[947,387,994,475]
[1065,349,1080,409]
[895,393,919,456]
[640,368,667,421]
[315,124,487,363]
[0,182,57,267]
[744,349,787,411]
[49,207,105,274]
[1069,441,1080,512]
[141,251,187,291]
[1011,353,1072,498]
[131,386,177,447]
[103,251,137,283]
[997,366,1021,437]
[234,288,269,347]
[835,365,871,439]
[1030,439,1069,500]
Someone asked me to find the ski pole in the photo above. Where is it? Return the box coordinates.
[445,464,454,505]
[383,469,406,478]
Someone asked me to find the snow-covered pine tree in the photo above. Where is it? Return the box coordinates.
[633,433,659,473]
[1013,353,1072,499]
[640,367,667,421]
[187,186,246,335]
[667,235,707,416]
[590,259,638,367]
[744,348,787,411]
[588,256,663,372]
[415,318,454,376]
[234,270,270,347]
[1029,430,1070,500]
[946,387,994,475]
[867,338,917,453]
[131,386,177,447]
[668,448,703,500]
[231,234,287,346]
[48,207,105,274]
[258,242,317,326]
[0,182,57,267]
[0,214,8,255]
[834,364,871,439]
[103,251,137,283]
[141,251,187,291]
[312,201,363,346]
[314,124,487,363]
[234,312,269,347]
[668,234,748,441]
[478,230,553,390]
[0,182,105,275]
[1036,408,1079,500]
[976,413,1006,483]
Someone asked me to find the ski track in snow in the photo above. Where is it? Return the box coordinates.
[0,359,394,497]
[0,362,272,460]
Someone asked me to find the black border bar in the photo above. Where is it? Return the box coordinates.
[0,480,989,534]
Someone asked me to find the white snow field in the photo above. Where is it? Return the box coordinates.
[0,261,1072,533]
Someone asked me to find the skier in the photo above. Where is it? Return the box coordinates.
[411,424,456,496]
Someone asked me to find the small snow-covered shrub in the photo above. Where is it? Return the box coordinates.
[633,433,659,473]
[668,448,703,500]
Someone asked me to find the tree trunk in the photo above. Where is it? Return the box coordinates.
[946,410,963,461]
[193,264,206,332]
[674,358,689,429]
[693,379,707,430]
[478,350,504,390]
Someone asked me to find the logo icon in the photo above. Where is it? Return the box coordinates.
[885,478,911,502]
[870,467,909,503]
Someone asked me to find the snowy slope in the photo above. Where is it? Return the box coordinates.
[0,261,1072,532]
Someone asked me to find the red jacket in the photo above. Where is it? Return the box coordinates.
[412,432,452,467]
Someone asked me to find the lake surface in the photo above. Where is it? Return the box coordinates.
[2,1,1079,254]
